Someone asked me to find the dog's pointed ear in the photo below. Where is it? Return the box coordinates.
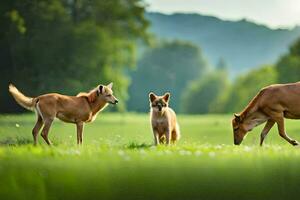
[234,113,242,122]
[163,92,170,102]
[98,85,104,96]
[107,82,113,89]
[149,92,157,102]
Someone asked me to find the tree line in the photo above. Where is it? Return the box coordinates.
[1,0,300,114]
[180,37,300,114]
[128,37,300,114]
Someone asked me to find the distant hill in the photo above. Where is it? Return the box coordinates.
[146,12,300,76]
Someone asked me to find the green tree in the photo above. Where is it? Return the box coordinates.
[127,40,208,112]
[0,0,149,112]
[216,58,228,71]
[276,37,300,83]
[180,69,229,114]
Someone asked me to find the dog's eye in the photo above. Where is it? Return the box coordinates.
[234,127,239,131]
[106,94,112,97]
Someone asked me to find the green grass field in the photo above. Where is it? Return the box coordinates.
[1,113,300,200]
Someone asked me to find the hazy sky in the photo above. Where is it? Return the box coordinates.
[145,0,300,29]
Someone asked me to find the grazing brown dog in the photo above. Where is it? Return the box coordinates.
[149,92,180,145]
[232,82,300,146]
[9,83,118,145]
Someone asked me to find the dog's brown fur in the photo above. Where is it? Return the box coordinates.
[149,92,180,145]
[232,81,300,146]
[9,83,118,145]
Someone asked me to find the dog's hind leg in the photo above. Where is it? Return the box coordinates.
[41,118,53,145]
[166,130,171,145]
[171,131,178,144]
[32,115,43,145]
[275,114,299,146]
[171,124,180,144]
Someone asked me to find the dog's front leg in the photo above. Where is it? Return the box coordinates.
[152,128,159,146]
[76,122,84,145]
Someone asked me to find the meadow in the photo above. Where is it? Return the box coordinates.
[1,113,300,200]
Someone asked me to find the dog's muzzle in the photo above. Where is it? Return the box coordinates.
[111,100,118,105]
[234,138,242,145]
[158,105,162,111]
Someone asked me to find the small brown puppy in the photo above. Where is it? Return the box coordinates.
[9,83,118,145]
[149,92,180,145]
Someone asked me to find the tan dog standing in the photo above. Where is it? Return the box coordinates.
[149,92,180,145]
[9,83,118,145]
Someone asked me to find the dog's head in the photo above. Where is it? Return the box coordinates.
[232,113,248,145]
[95,83,118,105]
[149,92,170,113]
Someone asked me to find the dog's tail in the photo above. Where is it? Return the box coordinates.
[8,84,35,111]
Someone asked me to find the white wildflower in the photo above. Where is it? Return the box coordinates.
[194,151,202,156]
[209,152,216,157]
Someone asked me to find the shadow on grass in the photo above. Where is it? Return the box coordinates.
[125,142,152,149]
[0,137,32,146]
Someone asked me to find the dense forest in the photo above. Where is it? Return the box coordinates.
[0,0,149,112]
